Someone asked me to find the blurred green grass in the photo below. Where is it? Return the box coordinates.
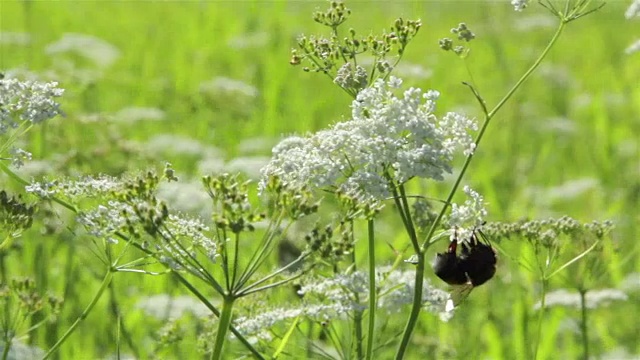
[1,0,639,359]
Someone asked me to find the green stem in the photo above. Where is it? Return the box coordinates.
[486,20,566,120]
[1,338,11,360]
[351,248,364,360]
[128,241,264,359]
[395,18,568,360]
[394,252,424,360]
[365,219,376,360]
[42,270,113,359]
[107,280,140,359]
[579,288,589,360]
[210,295,235,360]
[533,278,548,360]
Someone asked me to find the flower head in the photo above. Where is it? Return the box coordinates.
[260,77,476,206]
[511,0,529,11]
[447,186,488,241]
[0,78,64,134]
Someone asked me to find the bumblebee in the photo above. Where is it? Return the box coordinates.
[432,228,497,309]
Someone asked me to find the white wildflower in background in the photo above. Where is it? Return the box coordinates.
[393,63,433,80]
[199,76,259,99]
[227,32,270,49]
[0,32,32,46]
[113,107,166,123]
[626,0,640,54]
[0,341,44,360]
[0,78,64,133]
[620,272,640,293]
[136,294,212,320]
[533,288,628,310]
[157,180,212,217]
[237,137,276,155]
[260,77,476,204]
[448,186,488,240]
[143,134,222,158]
[224,156,271,180]
[626,0,640,19]
[625,39,640,55]
[511,0,529,11]
[45,33,120,68]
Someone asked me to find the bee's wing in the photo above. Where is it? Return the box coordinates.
[445,283,474,312]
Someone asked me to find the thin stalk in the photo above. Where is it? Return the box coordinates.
[394,252,424,360]
[107,280,140,359]
[351,249,364,360]
[396,18,568,360]
[579,288,589,360]
[210,295,236,360]
[42,270,113,359]
[231,232,240,289]
[1,338,11,360]
[533,278,548,360]
[365,219,376,360]
[168,271,263,359]
[236,271,304,297]
[236,252,310,296]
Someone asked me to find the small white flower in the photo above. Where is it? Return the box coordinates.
[136,294,211,320]
[625,39,640,55]
[45,33,120,68]
[448,186,488,240]
[511,0,529,11]
[9,147,32,169]
[626,0,640,19]
[199,76,258,98]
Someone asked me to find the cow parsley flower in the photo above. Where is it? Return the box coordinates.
[626,0,640,19]
[533,288,628,310]
[9,147,32,169]
[511,0,529,11]
[260,77,476,206]
[0,78,64,133]
[233,266,453,341]
[447,186,488,240]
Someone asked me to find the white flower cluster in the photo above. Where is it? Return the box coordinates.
[25,175,123,199]
[0,78,64,134]
[26,175,217,263]
[511,0,529,11]
[233,266,453,341]
[626,1,640,55]
[448,185,488,240]
[260,77,476,203]
[626,0,640,19]
[299,266,452,319]
[9,147,32,169]
[533,288,628,310]
[233,304,340,342]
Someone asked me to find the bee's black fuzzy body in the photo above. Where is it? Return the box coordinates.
[432,229,497,289]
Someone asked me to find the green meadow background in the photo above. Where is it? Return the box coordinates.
[1,0,639,359]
